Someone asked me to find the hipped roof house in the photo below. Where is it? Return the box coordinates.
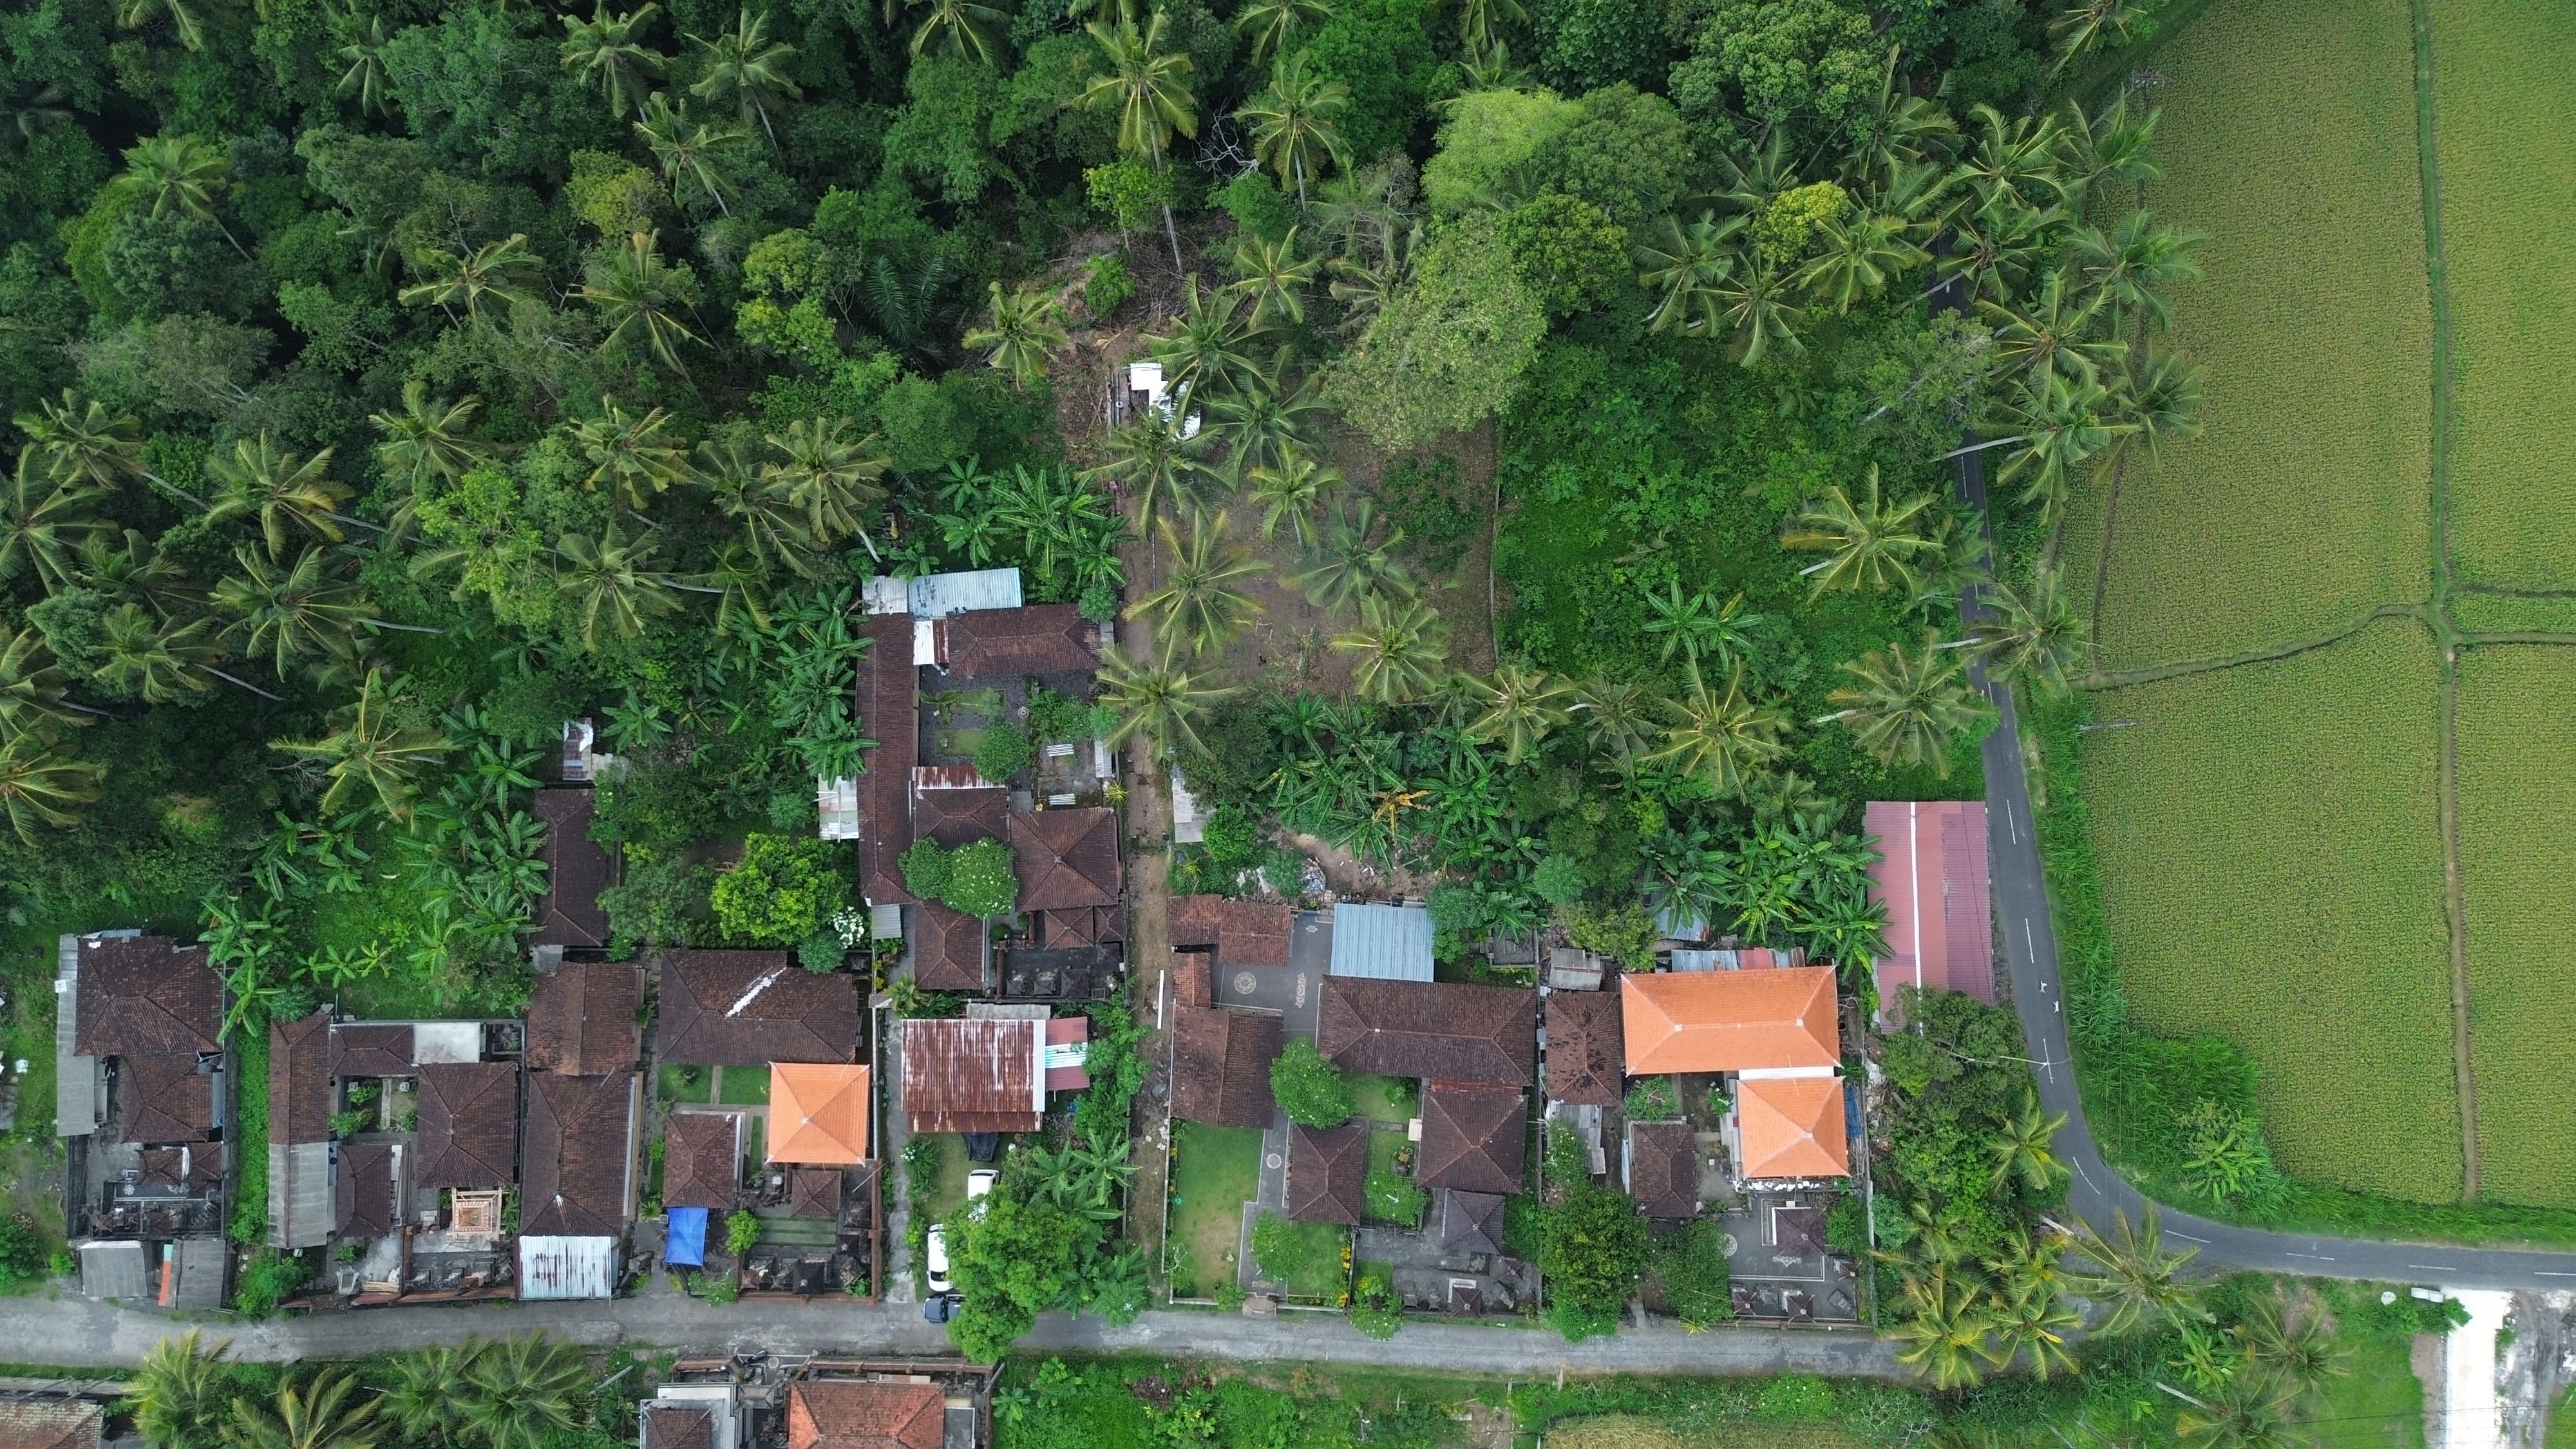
[533,788,615,950]
[931,603,1100,679]
[1735,1075,1851,1179]
[416,1061,521,1189]
[1167,896,1291,967]
[520,1070,640,1237]
[1286,1122,1365,1224]
[1542,992,1623,1106]
[76,936,220,1058]
[658,951,859,1065]
[1010,807,1122,912]
[768,1064,871,1165]
[1416,1083,1526,1195]
[527,961,643,1076]
[786,1381,945,1449]
[1316,978,1536,1085]
[269,1012,336,1249]
[908,900,988,992]
[1170,1007,1279,1128]
[660,1111,744,1211]
[1620,967,1841,1075]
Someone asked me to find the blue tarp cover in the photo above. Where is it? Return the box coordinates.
[665,1206,708,1267]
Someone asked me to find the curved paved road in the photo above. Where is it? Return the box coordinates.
[1951,441,2576,1295]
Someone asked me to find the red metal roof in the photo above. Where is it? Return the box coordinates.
[1863,800,1994,1016]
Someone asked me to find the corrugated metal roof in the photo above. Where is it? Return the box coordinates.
[411,1023,482,1063]
[518,1236,620,1299]
[1327,903,1434,980]
[77,1240,146,1301]
[907,568,1022,618]
[55,936,99,1137]
[269,1141,336,1249]
[167,1238,226,1309]
[818,777,860,840]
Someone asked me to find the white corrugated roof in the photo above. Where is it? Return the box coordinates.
[518,1236,619,1300]
[907,568,1022,618]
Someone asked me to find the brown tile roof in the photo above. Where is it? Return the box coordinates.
[1620,968,1839,1075]
[934,603,1098,679]
[661,1111,743,1211]
[788,1380,944,1449]
[336,1141,399,1238]
[136,1145,218,1194]
[913,781,1008,848]
[521,1070,637,1236]
[1316,979,1536,1086]
[658,951,860,1065]
[1009,807,1121,911]
[641,1406,714,1449]
[331,1023,414,1077]
[1039,907,1110,947]
[910,902,987,992]
[858,614,918,905]
[1166,896,1291,967]
[76,936,219,1057]
[1170,1006,1280,1128]
[900,1018,1043,1134]
[0,1399,103,1449]
[1543,992,1623,1108]
[1438,1189,1506,1255]
[416,1062,520,1189]
[121,1055,214,1143]
[1416,1083,1526,1195]
[1627,1121,1699,1219]
[527,961,644,1076]
[788,1166,844,1219]
[270,1012,334,1147]
[1286,1123,1365,1224]
[1171,952,1212,1008]
[534,788,614,949]
[1736,1075,1850,1179]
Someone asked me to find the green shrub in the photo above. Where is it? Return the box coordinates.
[1081,254,1134,318]
[1562,901,1658,970]
[1530,853,1588,905]
[973,721,1034,782]
[701,1273,741,1305]
[712,835,849,946]
[796,931,844,972]
[1622,1075,1680,1122]
[1270,1039,1354,1128]
[942,837,1018,917]
[1347,1264,1402,1338]
[1539,1180,1645,1341]
[0,1214,47,1287]
[1656,1219,1731,1326]
[900,838,953,900]
[232,1248,307,1317]
[726,1209,761,1256]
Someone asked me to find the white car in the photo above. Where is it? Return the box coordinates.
[965,1170,997,1201]
[923,1223,952,1294]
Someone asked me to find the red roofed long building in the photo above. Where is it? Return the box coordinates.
[1862,800,1994,1018]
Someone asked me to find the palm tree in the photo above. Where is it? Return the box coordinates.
[1226,229,1323,325]
[1461,661,1571,764]
[910,0,1008,64]
[2056,95,2162,216]
[762,417,889,546]
[1571,675,1657,773]
[560,3,666,118]
[1642,582,1765,669]
[1645,659,1786,797]
[1455,0,1524,56]
[1238,55,1349,210]
[2050,0,2154,74]
[1980,271,2120,381]
[135,1331,236,1449]
[963,281,1070,389]
[206,435,354,559]
[1245,450,1341,549]
[1968,367,2130,527]
[368,385,486,533]
[2233,1291,2345,1404]
[227,1367,380,1449]
[0,460,105,591]
[1987,1271,2084,1380]
[2061,1206,2203,1336]
[1795,209,1926,312]
[1096,646,1234,761]
[1080,13,1198,272]
[1930,197,2052,307]
[1287,497,1412,611]
[332,10,395,117]
[1820,632,1991,774]
[0,726,104,845]
[574,401,692,509]
[1951,103,2065,213]
[1230,0,1332,70]
[459,1337,591,1449]
[118,0,223,51]
[1840,44,1957,184]
[1991,1090,2072,1194]
[1710,252,1804,366]
[689,7,801,142]
[91,602,223,703]
[556,522,681,647]
[0,630,90,737]
[1889,1267,1998,1390]
[635,93,748,216]
[1633,213,1741,338]
[109,134,247,255]
[15,390,203,506]
[697,438,814,572]
[1082,419,1218,536]
[397,234,544,325]
[1206,370,1329,484]
[2172,1372,2300,1449]
[272,670,453,821]
[1967,569,2088,697]
[577,229,703,383]
[2067,209,2204,336]
[1148,281,1267,401]
[212,546,377,681]
[379,1341,486,1449]
[1781,466,1938,595]
[1333,592,1448,703]
[1131,512,1265,660]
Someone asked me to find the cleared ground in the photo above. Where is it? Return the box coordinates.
[2088,0,2431,672]
[2432,0,2576,590]
[2085,621,2459,1200]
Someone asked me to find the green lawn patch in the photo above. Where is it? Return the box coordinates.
[1361,1130,1424,1228]
[2306,1327,2423,1449]
[1168,1121,1262,1298]
[1347,1074,1416,1124]
[1250,1211,1349,1302]
[919,1132,969,1220]
[717,1066,771,1106]
[659,1064,713,1108]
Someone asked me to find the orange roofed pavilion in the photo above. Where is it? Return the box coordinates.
[768,1063,871,1165]
[1734,1075,1850,1179]
[1620,966,1840,1075]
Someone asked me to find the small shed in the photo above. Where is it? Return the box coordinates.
[76,1240,147,1302]
[518,1236,619,1300]
[1327,903,1434,981]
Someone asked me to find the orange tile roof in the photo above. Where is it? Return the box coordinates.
[1620,967,1840,1075]
[1736,1074,1850,1179]
[768,1064,871,1165]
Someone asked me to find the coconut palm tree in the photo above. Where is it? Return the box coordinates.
[574,401,692,509]
[1840,44,1958,184]
[2100,347,2204,471]
[1080,13,1197,272]
[397,234,544,325]
[1820,632,1991,774]
[2061,1205,2203,1336]
[1645,659,1786,797]
[1969,368,2132,526]
[689,7,802,142]
[332,11,395,116]
[1132,513,1265,660]
[2233,1291,2345,1404]
[581,229,703,383]
[2172,1371,2301,1449]
[272,670,454,821]
[1333,592,1449,703]
[560,3,667,118]
[1230,0,1332,70]
[2067,209,2204,336]
[1642,582,1765,669]
[963,281,1070,389]
[94,601,263,703]
[762,417,889,547]
[1966,568,2087,696]
[1987,1271,2084,1381]
[1711,252,1804,366]
[213,546,377,681]
[1795,209,1927,312]
[1951,103,2065,213]
[1455,0,1524,58]
[1633,213,1741,337]
[2056,95,2162,216]
[1083,419,1219,538]
[109,134,247,254]
[205,435,355,559]
[459,1337,591,1449]
[1990,1090,2072,1194]
[1226,229,1323,325]
[1889,1267,1998,1390]
[118,0,225,50]
[1238,56,1349,210]
[1096,646,1234,761]
[1571,675,1657,773]
[1461,661,1571,764]
[1245,450,1341,548]
[634,93,748,216]
[0,725,103,845]
[1146,280,1267,401]
[1781,466,1938,595]
[909,0,1008,64]
[1980,271,2121,381]
[0,630,89,737]
[1287,497,1410,610]
[134,1331,236,1449]
[697,438,815,573]
[379,1341,486,1449]
[227,1367,381,1449]
[368,384,486,520]
[2050,0,2155,74]
[15,390,201,506]
[1206,370,1329,483]
[556,522,682,647]
[0,460,105,591]
[1931,196,2053,307]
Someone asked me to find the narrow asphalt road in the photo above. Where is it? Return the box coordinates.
[0,1293,1904,1378]
[1951,420,2576,1296]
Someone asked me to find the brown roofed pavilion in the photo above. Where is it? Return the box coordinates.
[1542,992,1623,1107]
[269,1012,333,1147]
[416,1061,520,1189]
[336,1141,399,1238]
[856,614,918,905]
[1009,806,1121,911]
[1166,895,1291,967]
[909,901,987,992]
[77,936,220,1058]
[658,951,860,1065]
[913,780,1009,848]
[520,1070,639,1236]
[1170,1006,1280,1128]
[1316,978,1536,1085]
[1416,1083,1526,1195]
[786,1380,944,1449]
[1626,1120,1700,1219]
[533,788,614,949]
[934,603,1099,679]
[330,1023,414,1077]
[527,961,643,1076]
[660,1112,744,1211]
[121,1055,214,1143]
[1287,1122,1365,1224]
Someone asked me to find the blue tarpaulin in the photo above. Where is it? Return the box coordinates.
[665,1207,708,1268]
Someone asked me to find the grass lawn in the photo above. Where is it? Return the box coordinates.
[2304,1330,2422,1449]
[1348,1074,1416,1124]
[2550,1384,2576,1449]
[717,1066,771,1106]
[918,1132,969,1221]
[1250,1211,1349,1301]
[1168,1121,1262,1298]
[1361,1130,1424,1227]
[659,1065,714,1108]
